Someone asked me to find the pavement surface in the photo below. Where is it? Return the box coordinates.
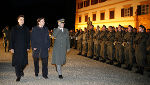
[0,41,150,85]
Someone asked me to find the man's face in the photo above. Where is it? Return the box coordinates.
[18,17,24,26]
[118,26,121,31]
[139,27,144,32]
[102,27,106,31]
[128,27,132,32]
[108,27,112,32]
[39,19,45,27]
[58,22,64,28]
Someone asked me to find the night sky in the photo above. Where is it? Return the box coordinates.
[0,0,76,37]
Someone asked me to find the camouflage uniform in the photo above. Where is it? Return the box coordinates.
[114,31,124,67]
[106,31,115,64]
[82,31,88,57]
[123,32,134,70]
[87,29,95,58]
[99,31,107,62]
[93,30,101,60]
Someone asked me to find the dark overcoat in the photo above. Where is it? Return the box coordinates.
[9,25,30,66]
[31,26,50,58]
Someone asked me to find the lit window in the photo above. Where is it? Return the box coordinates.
[79,16,81,23]
[85,15,88,22]
[93,14,96,21]
[100,12,105,20]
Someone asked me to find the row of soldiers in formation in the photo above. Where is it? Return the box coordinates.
[69,24,150,76]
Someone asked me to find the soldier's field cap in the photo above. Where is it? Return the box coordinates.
[57,18,65,23]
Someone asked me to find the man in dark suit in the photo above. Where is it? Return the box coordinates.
[52,19,70,79]
[9,15,30,82]
[31,17,50,79]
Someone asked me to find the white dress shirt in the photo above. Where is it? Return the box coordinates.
[58,27,63,32]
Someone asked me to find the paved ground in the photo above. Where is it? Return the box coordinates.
[0,41,150,85]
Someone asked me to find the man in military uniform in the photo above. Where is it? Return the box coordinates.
[82,28,88,57]
[93,26,101,60]
[106,26,115,65]
[146,29,150,77]
[74,29,79,49]
[123,25,134,71]
[134,25,147,75]
[2,26,10,52]
[52,19,70,79]
[77,29,83,55]
[99,25,107,62]
[114,25,124,67]
[87,25,95,59]
[69,30,75,48]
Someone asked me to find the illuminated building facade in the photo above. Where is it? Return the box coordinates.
[75,0,150,30]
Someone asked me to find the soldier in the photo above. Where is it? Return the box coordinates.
[9,15,30,81]
[2,26,10,52]
[146,29,150,77]
[87,25,95,59]
[74,29,79,49]
[93,26,101,60]
[52,19,70,79]
[31,17,50,79]
[123,25,134,71]
[106,26,115,65]
[99,25,107,62]
[134,25,147,75]
[69,30,75,48]
[77,29,83,55]
[82,27,88,57]
[114,25,124,67]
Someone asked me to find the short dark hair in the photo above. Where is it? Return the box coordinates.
[17,15,24,20]
[37,17,45,25]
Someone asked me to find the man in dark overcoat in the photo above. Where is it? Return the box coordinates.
[9,15,30,81]
[52,19,70,79]
[31,17,50,79]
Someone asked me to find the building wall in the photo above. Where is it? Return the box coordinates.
[75,0,150,30]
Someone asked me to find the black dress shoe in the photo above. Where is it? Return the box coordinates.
[35,73,38,77]
[115,63,121,68]
[94,57,99,61]
[16,77,21,82]
[84,54,87,57]
[88,56,93,59]
[100,59,106,63]
[59,75,63,79]
[77,52,82,55]
[43,76,48,79]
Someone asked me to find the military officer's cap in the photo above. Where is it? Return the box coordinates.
[139,25,145,29]
[128,25,133,28]
[57,18,65,23]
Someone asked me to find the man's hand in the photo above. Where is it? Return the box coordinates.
[48,48,50,50]
[33,48,37,50]
[27,49,30,51]
[67,49,70,52]
[10,49,14,53]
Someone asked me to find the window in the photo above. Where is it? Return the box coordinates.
[110,10,114,19]
[91,0,98,5]
[85,15,88,22]
[137,5,149,15]
[121,7,133,17]
[93,14,96,21]
[99,0,107,3]
[78,2,83,9]
[84,0,90,7]
[79,16,81,23]
[100,12,105,20]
